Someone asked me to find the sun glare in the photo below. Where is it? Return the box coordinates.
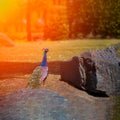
[0,0,17,20]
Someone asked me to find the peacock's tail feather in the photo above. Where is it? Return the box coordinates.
[27,66,42,89]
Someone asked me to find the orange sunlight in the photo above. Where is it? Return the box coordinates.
[0,0,17,20]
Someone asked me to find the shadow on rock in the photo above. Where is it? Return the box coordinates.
[85,89,109,97]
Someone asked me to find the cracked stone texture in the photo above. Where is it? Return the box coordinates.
[0,74,113,120]
[61,46,120,96]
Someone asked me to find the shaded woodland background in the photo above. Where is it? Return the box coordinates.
[0,0,120,41]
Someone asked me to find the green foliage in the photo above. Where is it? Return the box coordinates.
[67,0,120,38]
[44,17,69,40]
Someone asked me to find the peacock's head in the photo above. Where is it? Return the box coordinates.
[42,48,49,53]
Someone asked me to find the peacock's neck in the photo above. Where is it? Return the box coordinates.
[40,52,47,66]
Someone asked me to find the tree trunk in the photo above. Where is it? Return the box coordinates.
[26,0,32,41]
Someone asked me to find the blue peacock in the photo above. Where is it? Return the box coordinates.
[28,48,49,88]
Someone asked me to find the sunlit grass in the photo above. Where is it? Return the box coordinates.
[112,97,120,120]
[0,39,120,62]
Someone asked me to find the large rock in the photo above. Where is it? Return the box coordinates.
[61,45,120,96]
[0,89,72,120]
[0,88,113,120]
[0,33,15,47]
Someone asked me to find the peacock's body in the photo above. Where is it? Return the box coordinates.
[28,48,49,88]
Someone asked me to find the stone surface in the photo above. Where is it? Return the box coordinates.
[61,45,120,96]
[60,56,97,92]
[0,75,113,120]
[87,46,120,96]
[0,89,71,120]
[0,33,15,46]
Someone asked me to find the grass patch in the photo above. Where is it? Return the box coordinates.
[112,97,120,120]
[0,39,120,62]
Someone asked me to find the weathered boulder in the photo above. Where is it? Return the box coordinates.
[0,33,15,47]
[0,89,72,120]
[0,88,113,120]
[60,56,98,94]
[61,44,120,96]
